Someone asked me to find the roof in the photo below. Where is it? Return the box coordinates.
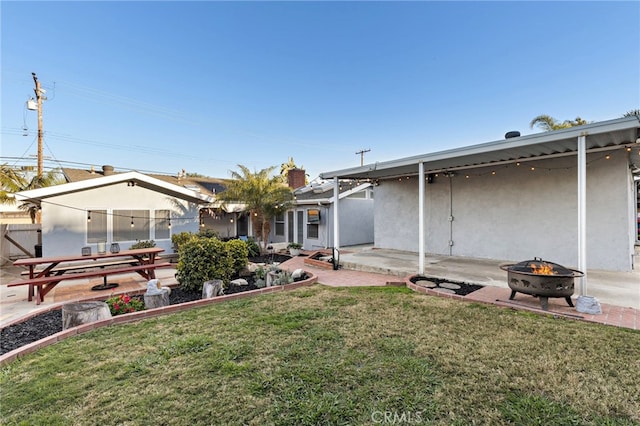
[14,171,214,204]
[320,116,640,180]
[294,181,372,204]
[61,167,228,198]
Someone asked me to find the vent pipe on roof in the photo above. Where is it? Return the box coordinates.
[505,131,521,139]
[102,165,114,176]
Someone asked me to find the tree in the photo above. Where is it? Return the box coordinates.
[279,157,307,185]
[623,109,640,117]
[529,115,590,132]
[218,165,294,251]
[0,164,64,223]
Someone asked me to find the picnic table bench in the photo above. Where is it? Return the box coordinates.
[6,247,172,305]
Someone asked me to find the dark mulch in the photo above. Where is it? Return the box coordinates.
[409,275,484,296]
[1,255,293,356]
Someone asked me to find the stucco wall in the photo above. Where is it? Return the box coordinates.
[374,150,634,271]
[336,198,374,247]
[41,182,201,257]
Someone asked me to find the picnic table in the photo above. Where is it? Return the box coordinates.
[7,247,172,305]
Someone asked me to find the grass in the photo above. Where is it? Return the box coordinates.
[1,285,639,425]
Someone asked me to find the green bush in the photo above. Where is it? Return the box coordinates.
[175,236,250,292]
[171,232,194,251]
[245,239,260,257]
[130,240,156,250]
[226,239,249,277]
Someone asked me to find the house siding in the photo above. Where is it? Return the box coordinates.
[374,151,633,271]
[41,182,200,257]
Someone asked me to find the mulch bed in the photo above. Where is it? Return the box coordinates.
[409,275,484,296]
[1,254,293,355]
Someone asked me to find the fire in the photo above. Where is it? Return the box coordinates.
[530,262,557,275]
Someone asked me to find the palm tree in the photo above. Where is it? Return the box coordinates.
[623,109,640,117]
[0,164,64,223]
[279,157,307,185]
[218,165,294,251]
[529,115,590,132]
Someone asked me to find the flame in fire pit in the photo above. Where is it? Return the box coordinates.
[530,262,557,275]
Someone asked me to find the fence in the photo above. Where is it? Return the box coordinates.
[1,224,41,266]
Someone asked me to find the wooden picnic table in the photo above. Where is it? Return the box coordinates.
[7,247,171,305]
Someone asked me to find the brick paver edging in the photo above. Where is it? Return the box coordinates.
[0,273,318,366]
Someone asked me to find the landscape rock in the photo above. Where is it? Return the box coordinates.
[230,278,249,286]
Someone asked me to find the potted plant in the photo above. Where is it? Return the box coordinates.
[287,242,303,256]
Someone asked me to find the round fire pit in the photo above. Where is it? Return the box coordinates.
[499,258,584,311]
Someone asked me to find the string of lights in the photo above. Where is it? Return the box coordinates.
[381,145,638,184]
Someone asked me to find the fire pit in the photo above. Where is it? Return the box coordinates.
[499,258,584,311]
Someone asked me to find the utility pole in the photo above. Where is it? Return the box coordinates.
[356,149,370,166]
[32,72,45,179]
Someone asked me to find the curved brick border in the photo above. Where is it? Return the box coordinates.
[0,273,318,366]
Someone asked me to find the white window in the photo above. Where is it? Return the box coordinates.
[113,209,150,242]
[87,210,107,243]
[275,212,285,236]
[155,210,171,240]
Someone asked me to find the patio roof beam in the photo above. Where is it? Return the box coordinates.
[418,161,425,275]
[333,177,340,251]
[578,134,588,296]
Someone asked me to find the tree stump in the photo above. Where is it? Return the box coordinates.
[202,280,224,298]
[144,290,170,309]
[62,301,112,330]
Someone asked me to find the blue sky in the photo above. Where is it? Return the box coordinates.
[2,1,638,181]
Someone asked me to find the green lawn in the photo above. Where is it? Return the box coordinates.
[2,285,639,425]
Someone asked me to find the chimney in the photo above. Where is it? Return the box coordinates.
[288,168,306,189]
[102,165,115,176]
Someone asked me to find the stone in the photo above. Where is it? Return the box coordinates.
[415,280,437,288]
[291,269,305,280]
[144,291,170,309]
[576,295,602,315]
[440,282,461,290]
[146,279,171,296]
[62,301,112,330]
[202,279,224,298]
[230,278,249,286]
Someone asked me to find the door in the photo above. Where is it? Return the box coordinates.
[297,210,304,245]
[287,211,294,243]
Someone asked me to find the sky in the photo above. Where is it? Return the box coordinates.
[1,1,639,182]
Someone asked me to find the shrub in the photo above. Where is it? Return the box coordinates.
[105,294,145,316]
[171,232,193,251]
[175,236,233,292]
[130,240,156,250]
[245,239,260,257]
[225,239,249,276]
[198,229,219,239]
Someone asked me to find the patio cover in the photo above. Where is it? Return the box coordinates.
[320,116,640,298]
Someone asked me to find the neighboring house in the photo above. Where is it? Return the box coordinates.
[269,169,374,250]
[13,166,220,257]
[320,116,640,273]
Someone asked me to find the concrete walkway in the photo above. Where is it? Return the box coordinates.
[1,247,638,330]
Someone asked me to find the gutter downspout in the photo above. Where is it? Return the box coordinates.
[333,177,340,250]
[418,161,425,275]
[577,134,587,295]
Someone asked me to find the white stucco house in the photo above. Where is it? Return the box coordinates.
[320,117,640,279]
[13,167,218,257]
[268,178,374,250]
